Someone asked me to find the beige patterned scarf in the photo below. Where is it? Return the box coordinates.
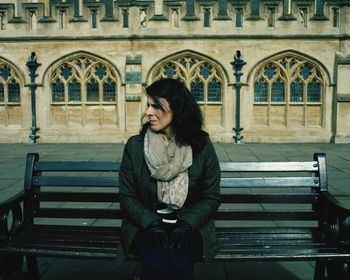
[144,128,192,210]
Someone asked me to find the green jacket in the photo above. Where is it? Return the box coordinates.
[119,134,221,260]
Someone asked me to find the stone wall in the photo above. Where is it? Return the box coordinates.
[0,0,349,143]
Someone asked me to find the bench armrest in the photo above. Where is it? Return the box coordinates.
[0,190,25,239]
[320,191,350,244]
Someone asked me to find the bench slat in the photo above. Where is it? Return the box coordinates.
[213,248,350,262]
[38,192,119,202]
[220,193,318,203]
[220,177,319,188]
[33,176,119,187]
[34,162,120,172]
[38,192,317,204]
[219,161,319,172]
[34,208,122,219]
[215,210,318,220]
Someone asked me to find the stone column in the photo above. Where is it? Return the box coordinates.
[334,53,350,143]
[311,0,328,20]
[154,0,163,15]
[185,0,195,17]
[124,55,143,137]
[216,0,231,20]
[278,0,296,20]
[103,0,116,20]
[73,0,83,18]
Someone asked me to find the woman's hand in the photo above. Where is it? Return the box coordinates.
[146,220,170,250]
[170,220,192,249]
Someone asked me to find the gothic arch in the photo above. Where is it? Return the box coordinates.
[147,49,229,84]
[146,50,228,130]
[247,50,331,85]
[0,56,25,85]
[43,51,122,128]
[248,50,328,129]
[0,56,25,103]
[43,50,122,85]
[0,56,25,128]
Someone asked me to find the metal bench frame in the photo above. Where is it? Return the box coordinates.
[1,152,350,279]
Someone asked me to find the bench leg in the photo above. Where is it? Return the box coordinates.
[326,261,350,280]
[26,256,40,280]
[314,261,326,280]
[0,254,24,279]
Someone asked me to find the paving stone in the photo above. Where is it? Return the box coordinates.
[0,142,349,279]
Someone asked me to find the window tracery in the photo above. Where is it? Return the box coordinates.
[151,53,224,128]
[152,54,223,103]
[49,55,118,104]
[0,61,21,104]
[253,54,324,127]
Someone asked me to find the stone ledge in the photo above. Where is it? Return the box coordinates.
[125,95,141,102]
[337,94,350,102]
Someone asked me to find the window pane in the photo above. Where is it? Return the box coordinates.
[87,79,99,102]
[235,8,243,27]
[52,79,65,102]
[68,80,81,102]
[204,8,210,27]
[264,64,277,80]
[103,79,116,102]
[300,64,312,80]
[0,65,11,81]
[60,64,72,81]
[190,78,204,101]
[307,79,321,102]
[8,80,20,102]
[0,84,4,102]
[254,79,268,102]
[122,9,129,28]
[208,78,221,101]
[290,80,303,102]
[163,64,176,78]
[271,80,285,102]
[95,64,107,80]
[199,64,212,80]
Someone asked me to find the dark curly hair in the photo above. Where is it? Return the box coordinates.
[140,78,208,153]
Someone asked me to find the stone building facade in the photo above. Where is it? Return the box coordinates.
[0,0,349,143]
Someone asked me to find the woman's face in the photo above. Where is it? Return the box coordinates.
[145,95,174,138]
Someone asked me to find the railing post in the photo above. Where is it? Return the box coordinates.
[231,50,247,144]
[26,52,41,144]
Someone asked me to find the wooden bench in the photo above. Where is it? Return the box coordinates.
[1,152,350,279]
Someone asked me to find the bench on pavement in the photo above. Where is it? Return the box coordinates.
[0,152,350,279]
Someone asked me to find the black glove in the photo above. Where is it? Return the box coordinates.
[146,220,170,250]
[170,220,192,249]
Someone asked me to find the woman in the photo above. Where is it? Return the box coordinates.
[119,78,221,280]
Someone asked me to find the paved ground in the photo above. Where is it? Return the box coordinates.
[1,142,349,279]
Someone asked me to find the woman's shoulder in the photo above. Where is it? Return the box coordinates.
[195,134,216,155]
[125,134,144,150]
[127,134,144,143]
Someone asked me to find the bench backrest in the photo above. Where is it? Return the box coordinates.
[217,153,326,228]
[23,153,326,228]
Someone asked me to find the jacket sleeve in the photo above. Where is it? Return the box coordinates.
[177,141,221,230]
[119,138,159,229]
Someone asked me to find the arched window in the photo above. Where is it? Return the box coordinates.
[0,84,4,102]
[68,79,81,102]
[152,54,223,103]
[151,52,224,128]
[49,56,118,104]
[52,79,64,102]
[0,62,21,104]
[253,55,324,127]
[48,53,119,127]
[0,58,23,128]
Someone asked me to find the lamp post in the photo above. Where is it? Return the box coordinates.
[26,52,41,144]
[231,50,246,144]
